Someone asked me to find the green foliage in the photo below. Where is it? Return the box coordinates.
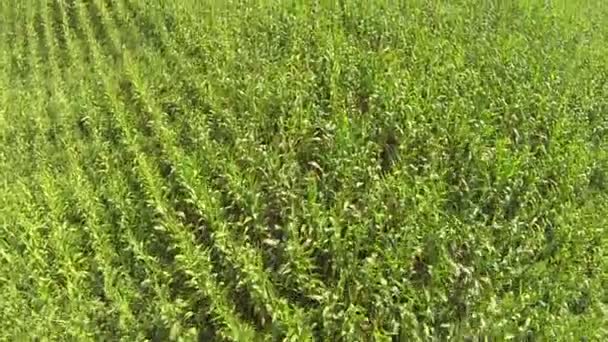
[1,0,607,340]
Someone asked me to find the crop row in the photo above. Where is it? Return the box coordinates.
[1,0,607,340]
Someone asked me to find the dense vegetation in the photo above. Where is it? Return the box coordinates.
[1,0,607,340]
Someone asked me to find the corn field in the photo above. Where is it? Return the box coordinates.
[0,0,607,340]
